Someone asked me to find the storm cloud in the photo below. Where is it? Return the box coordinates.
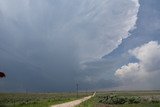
[0,0,139,91]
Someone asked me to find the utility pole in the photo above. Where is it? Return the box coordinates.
[86,89,87,96]
[76,83,79,98]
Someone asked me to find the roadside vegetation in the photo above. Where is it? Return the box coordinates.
[76,97,98,107]
[98,94,141,104]
[1,91,160,107]
[78,91,160,107]
[0,92,91,107]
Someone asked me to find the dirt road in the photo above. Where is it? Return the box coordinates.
[51,92,96,107]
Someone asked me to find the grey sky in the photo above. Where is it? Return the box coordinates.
[0,0,160,92]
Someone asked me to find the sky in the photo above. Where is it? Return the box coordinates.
[0,0,160,92]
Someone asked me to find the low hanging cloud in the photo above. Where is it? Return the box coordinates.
[115,41,160,89]
[0,0,140,91]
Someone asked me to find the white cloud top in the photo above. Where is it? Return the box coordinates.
[115,63,140,79]
[115,41,160,88]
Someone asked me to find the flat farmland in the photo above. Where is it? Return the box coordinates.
[0,92,92,107]
[77,91,160,107]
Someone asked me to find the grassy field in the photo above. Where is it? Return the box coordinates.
[0,92,91,107]
[113,103,160,107]
[78,91,160,107]
[76,97,97,107]
[1,91,160,107]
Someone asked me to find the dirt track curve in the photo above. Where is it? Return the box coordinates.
[51,92,96,107]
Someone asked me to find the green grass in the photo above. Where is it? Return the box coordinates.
[2,98,73,107]
[0,92,92,107]
[2,91,159,107]
[113,103,160,107]
[76,97,97,107]
[77,91,160,107]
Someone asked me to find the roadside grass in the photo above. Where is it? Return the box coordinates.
[2,98,74,107]
[97,91,160,107]
[113,103,160,107]
[0,92,92,107]
[76,97,97,107]
[77,98,160,107]
[1,91,160,107]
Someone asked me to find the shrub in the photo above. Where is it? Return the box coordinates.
[117,96,127,104]
[98,94,141,105]
[128,96,141,104]
[150,98,160,103]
